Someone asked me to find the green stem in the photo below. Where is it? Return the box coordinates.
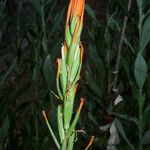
[61,136,67,150]
[139,5,142,53]
[138,2,144,150]
[67,132,75,150]
[41,0,48,53]
[139,89,143,150]
[107,47,111,94]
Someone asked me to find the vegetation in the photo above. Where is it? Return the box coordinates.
[0,0,150,149]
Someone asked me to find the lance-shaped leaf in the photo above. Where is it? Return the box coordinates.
[56,59,63,100]
[57,105,65,143]
[64,87,75,130]
[64,100,71,130]
[42,111,60,149]
[142,130,150,145]
[70,17,78,35]
[68,98,84,137]
[141,15,150,51]
[60,46,67,95]
[65,26,72,48]
[134,52,147,89]
[70,45,80,83]
[115,118,134,150]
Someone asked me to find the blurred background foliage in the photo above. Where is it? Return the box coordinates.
[0,0,150,149]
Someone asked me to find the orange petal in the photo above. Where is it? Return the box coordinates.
[66,0,73,27]
[85,136,95,150]
[77,98,84,113]
[57,58,61,76]
[74,83,78,95]
[64,41,68,52]
[80,43,84,63]
[42,111,47,121]
[80,0,85,24]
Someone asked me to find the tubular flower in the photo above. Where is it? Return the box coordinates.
[57,0,85,149]
[65,0,84,43]
[65,0,85,51]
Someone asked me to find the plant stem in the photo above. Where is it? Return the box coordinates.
[113,0,132,91]
[61,136,67,150]
[139,89,143,150]
[41,0,48,53]
[67,133,75,150]
[138,2,144,150]
[107,47,111,94]
[138,0,143,53]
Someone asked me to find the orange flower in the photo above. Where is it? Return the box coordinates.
[66,0,85,43]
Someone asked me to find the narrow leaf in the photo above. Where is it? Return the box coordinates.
[141,15,150,51]
[85,4,98,22]
[115,118,134,150]
[0,58,16,87]
[142,130,150,145]
[134,52,147,89]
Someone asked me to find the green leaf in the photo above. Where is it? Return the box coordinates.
[88,112,99,126]
[57,105,65,143]
[90,45,106,79]
[107,16,121,31]
[111,112,139,127]
[32,0,41,15]
[134,52,147,89]
[86,70,103,97]
[60,57,67,95]
[70,47,80,83]
[0,116,10,142]
[50,8,65,37]
[85,4,98,23]
[116,0,132,20]
[115,118,134,150]
[43,0,54,6]
[43,112,60,149]
[142,104,150,129]
[142,130,150,145]
[71,17,78,35]
[65,25,72,47]
[123,37,134,53]
[0,58,16,87]
[137,0,143,9]
[141,15,150,51]
[43,55,55,90]
[68,101,83,137]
